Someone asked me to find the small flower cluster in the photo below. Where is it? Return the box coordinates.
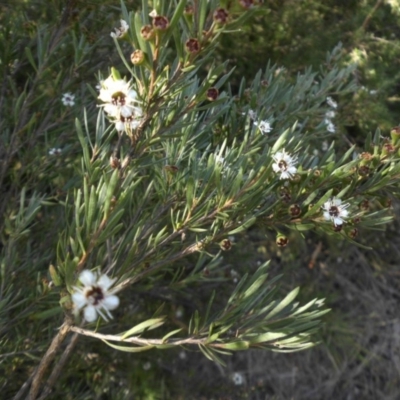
[72,270,120,322]
[324,97,337,133]
[98,76,143,133]
[269,146,353,228]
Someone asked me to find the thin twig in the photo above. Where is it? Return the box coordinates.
[361,0,384,31]
[13,368,37,400]
[70,325,210,346]
[37,331,80,400]
[25,320,71,400]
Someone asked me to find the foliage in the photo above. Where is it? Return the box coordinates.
[1,0,400,399]
[218,0,400,134]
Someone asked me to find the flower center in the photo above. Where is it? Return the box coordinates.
[278,160,288,171]
[112,91,126,106]
[329,206,339,217]
[120,115,133,122]
[86,286,104,305]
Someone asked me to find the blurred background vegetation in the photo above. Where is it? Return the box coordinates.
[1,0,400,398]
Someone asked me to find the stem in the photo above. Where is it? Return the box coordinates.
[37,331,80,400]
[361,0,383,31]
[76,217,108,273]
[13,320,71,400]
[70,325,215,347]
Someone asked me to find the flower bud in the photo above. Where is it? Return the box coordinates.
[360,152,373,162]
[140,25,155,40]
[359,199,369,211]
[358,165,370,176]
[333,224,343,232]
[313,169,322,177]
[206,87,219,101]
[239,0,255,9]
[213,8,229,24]
[348,228,358,239]
[110,156,120,169]
[289,204,301,218]
[185,38,200,54]
[276,234,289,247]
[152,15,169,31]
[184,5,194,16]
[382,142,396,156]
[390,126,400,144]
[220,239,232,251]
[131,50,145,65]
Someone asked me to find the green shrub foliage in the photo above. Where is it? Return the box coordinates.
[1,0,400,398]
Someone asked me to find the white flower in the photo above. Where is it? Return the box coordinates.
[272,149,298,180]
[72,270,120,322]
[322,197,350,226]
[321,140,329,151]
[48,148,62,156]
[324,119,336,133]
[255,120,272,134]
[248,109,257,120]
[98,76,143,130]
[61,92,75,107]
[232,372,245,386]
[325,110,336,119]
[110,19,129,39]
[326,96,337,109]
[98,76,141,117]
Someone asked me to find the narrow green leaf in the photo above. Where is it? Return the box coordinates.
[272,126,292,153]
[103,169,120,218]
[217,341,250,350]
[162,329,182,342]
[186,176,195,208]
[121,317,165,339]
[265,287,300,319]
[25,47,38,72]
[228,217,256,234]
[103,340,154,352]
[163,0,187,43]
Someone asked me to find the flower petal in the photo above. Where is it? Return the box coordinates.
[79,270,96,286]
[84,305,98,322]
[72,292,87,309]
[97,274,116,290]
[103,295,120,310]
